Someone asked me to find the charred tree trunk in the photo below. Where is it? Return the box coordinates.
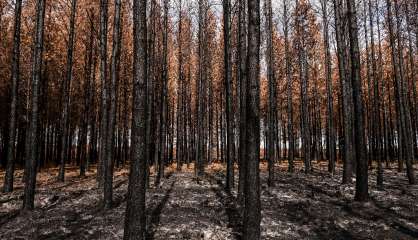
[295,0,311,173]
[243,0,261,238]
[265,0,276,186]
[155,0,169,186]
[23,0,46,211]
[103,0,122,209]
[123,0,147,238]
[368,0,383,188]
[3,0,22,193]
[58,0,77,182]
[97,0,109,187]
[283,0,294,173]
[334,0,354,184]
[176,0,183,171]
[238,0,247,202]
[196,0,206,178]
[321,0,336,175]
[223,0,234,191]
[346,0,369,201]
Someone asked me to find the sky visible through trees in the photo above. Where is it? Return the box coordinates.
[0,0,417,239]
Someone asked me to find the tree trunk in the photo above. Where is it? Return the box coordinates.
[321,0,336,175]
[103,0,122,209]
[155,0,169,186]
[223,0,234,191]
[238,0,247,202]
[283,0,294,173]
[123,0,147,238]
[295,0,311,173]
[97,0,109,187]
[265,0,276,186]
[368,0,383,188]
[58,0,77,182]
[243,0,261,238]
[346,0,369,201]
[334,0,354,184]
[3,0,22,193]
[176,0,183,171]
[196,0,206,178]
[23,0,46,211]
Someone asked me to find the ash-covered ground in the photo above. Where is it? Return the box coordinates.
[1,162,417,239]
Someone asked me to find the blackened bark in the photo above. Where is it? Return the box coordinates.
[84,9,96,175]
[103,0,122,209]
[196,0,206,178]
[156,0,169,186]
[283,0,294,173]
[23,0,46,211]
[346,0,369,201]
[265,0,276,186]
[368,0,383,188]
[80,10,95,177]
[176,0,183,171]
[295,0,311,173]
[58,0,77,182]
[3,0,22,193]
[243,0,261,238]
[238,0,247,201]
[334,0,354,184]
[98,0,109,187]
[124,0,147,238]
[223,0,234,191]
[321,0,336,175]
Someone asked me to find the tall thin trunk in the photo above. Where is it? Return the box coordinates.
[283,0,294,173]
[85,9,96,173]
[156,0,169,186]
[196,0,206,178]
[243,0,261,238]
[103,0,122,209]
[23,0,46,211]
[405,2,418,161]
[368,0,383,187]
[265,0,276,186]
[334,0,354,184]
[295,0,311,173]
[223,0,234,191]
[58,0,77,182]
[124,0,147,238]
[362,0,373,167]
[346,0,369,201]
[97,0,109,187]
[321,0,336,175]
[377,3,389,169]
[176,0,183,171]
[238,0,247,202]
[3,0,22,193]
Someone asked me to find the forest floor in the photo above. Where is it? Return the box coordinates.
[1,161,418,240]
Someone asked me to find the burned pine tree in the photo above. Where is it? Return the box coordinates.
[123,0,148,238]
[58,0,77,182]
[265,0,277,186]
[3,0,22,193]
[23,0,46,211]
[243,0,261,238]
[346,0,369,201]
[223,0,234,191]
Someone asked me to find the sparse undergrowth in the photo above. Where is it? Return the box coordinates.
[1,162,417,239]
